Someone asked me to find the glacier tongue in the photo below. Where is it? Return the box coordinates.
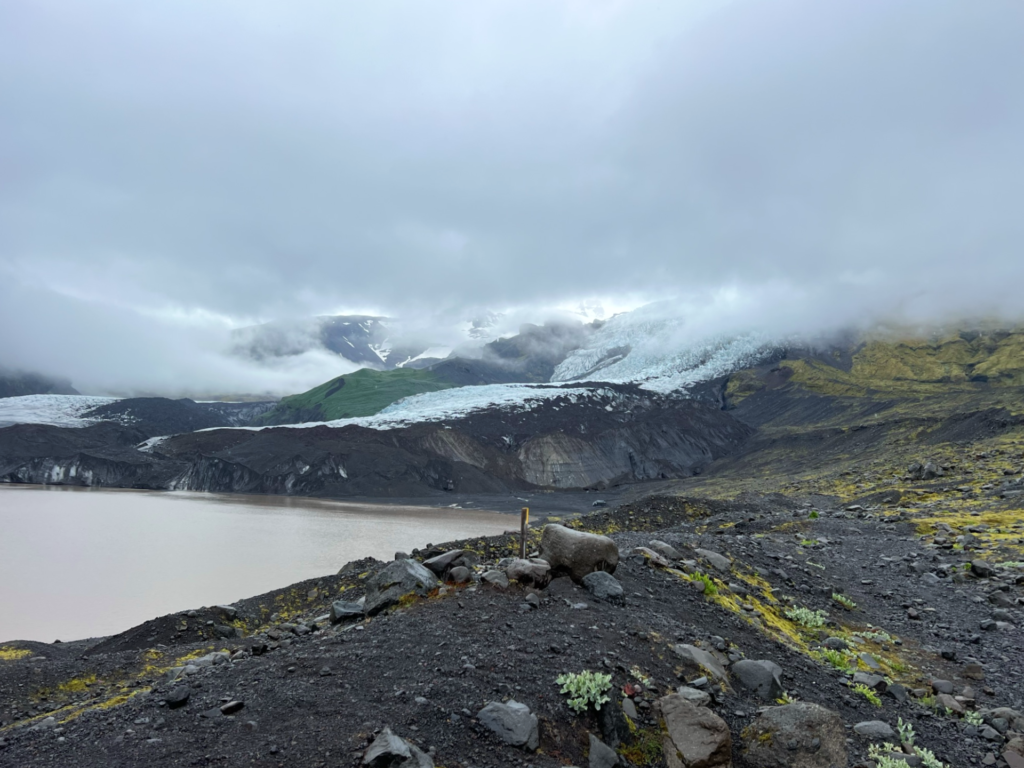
[0,394,119,428]
[551,306,781,392]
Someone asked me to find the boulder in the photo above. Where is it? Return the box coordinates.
[582,571,625,605]
[658,694,732,768]
[505,558,552,587]
[589,733,619,768]
[481,570,509,589]
[363,726,434,768]
[694,549,731,573]
[422,549,468,576]
[971,560,996,578]
[633,547,673,568]
[670,644,729,683]
[330,600,364,624]
[448,566,472,584]
[731,659,784,700]
[650,540,685,561]
[741,702,847,768]
[363,559,440,616]
[477,700,539,751]
[538,524,618,583]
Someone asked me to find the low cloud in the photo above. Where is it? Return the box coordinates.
[1,0,1022,394]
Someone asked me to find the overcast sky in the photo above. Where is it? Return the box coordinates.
[2,0,1023,394]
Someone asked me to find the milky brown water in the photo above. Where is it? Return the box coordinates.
[0,485,514,644]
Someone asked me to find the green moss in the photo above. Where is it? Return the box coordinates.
[258,367,455,424]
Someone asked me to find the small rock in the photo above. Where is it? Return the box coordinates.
[363,559,440,616]
[477,700,539,751]
[589,733,618,768]
[731,659,784,700]
[220,701,244,716]
[165,687,190,709]
[363,726,434,768]
[621,698,639,720]
[694,549,731,573]
[931,679,954,695]
[330,601,364,624]
[448,566,471,584]
[481,570,509,589]
[670,644,728,682]
[581,571,625,605]
[853,721,895,740]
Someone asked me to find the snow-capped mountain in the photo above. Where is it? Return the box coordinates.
[231,315,430,370]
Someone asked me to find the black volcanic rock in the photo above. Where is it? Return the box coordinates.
[0,385,752,496]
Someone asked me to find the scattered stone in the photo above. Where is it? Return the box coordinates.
[741,702,847,768]
[448,566,471,584]
[622,697,639,720]
[363,559,440,616]
[853,720,895,740]
[589,733,619,768]
[931,679,954,695]
[538,524,619,582]
[670,644,728,682]
[480,570,509,589]
[477,700,539,751]
[582,571,625,605]
[330,600,365,624]
[731,659,784,700]
[852,672,886,691]
[649,540,685,561]
[362,726,434,768]
[823,637,848,651]
[505,558,552,587]
[694,549,731,573]
[165,687,190,709]
[658,694,732,768]
[422,550,468,576]
[935,693,963,714]
[213,604,238,620]
[971,560,997,578]
[220,701,244,716]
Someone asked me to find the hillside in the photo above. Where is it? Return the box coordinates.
[256,368,456,425]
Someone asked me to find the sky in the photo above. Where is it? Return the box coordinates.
[1,0,1023,395]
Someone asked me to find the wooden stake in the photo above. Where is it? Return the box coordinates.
[520,507,529,559]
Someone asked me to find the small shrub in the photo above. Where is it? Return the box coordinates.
[809,510,820,519]
[785,606,829,628]
[819,651,851,671]
[832,593,857,610]
[897,716,915,747]
[556,670,612,713]
[691,572,718,596]
[852,683,881,706]
[964,710,984,726]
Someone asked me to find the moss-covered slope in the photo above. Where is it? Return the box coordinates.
[256,368,454,424]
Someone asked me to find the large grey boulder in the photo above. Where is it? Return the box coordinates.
[671,644,729,683]
[582,571,625,605]
[658,694,732,768]
[477,700,539,751]
[505,558,552,587]
[538,524,619,582]
[731,659,784,700]
[362,727,434,768]
[649,540,686,561]
[740,702,847,768]
[330,600,364,624]
[363,559,440,616]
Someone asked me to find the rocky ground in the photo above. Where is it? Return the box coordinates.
[2,490,1022,768]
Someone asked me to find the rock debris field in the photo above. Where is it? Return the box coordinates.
[1,494,1023,768]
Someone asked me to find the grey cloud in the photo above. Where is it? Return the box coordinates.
[1,0,1022,393]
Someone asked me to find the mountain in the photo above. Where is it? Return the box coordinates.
[256,320,595,425]
[231,315,431,369]
[0,368,79,398]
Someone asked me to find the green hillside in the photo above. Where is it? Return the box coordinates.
[257,368,454,424]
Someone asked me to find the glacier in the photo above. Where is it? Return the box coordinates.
[0,395,119,428]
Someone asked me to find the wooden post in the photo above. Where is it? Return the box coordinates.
[520,507,529,559]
